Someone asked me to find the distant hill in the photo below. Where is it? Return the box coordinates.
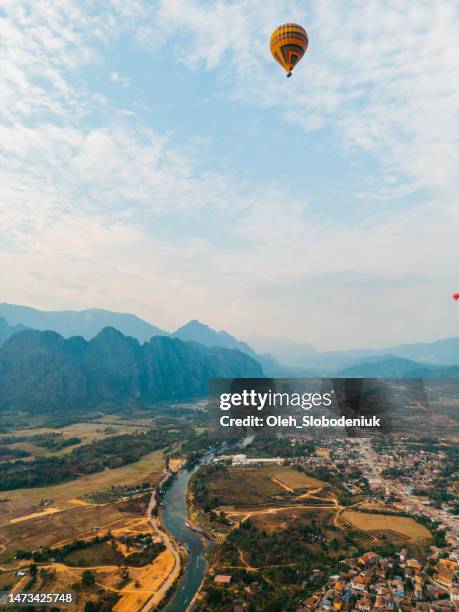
[246,335,316,367]
[385,337,459,366]
[0,328,263,412]
[4,303,459,374]
[321,339,459,372]
[0,317,28,347]
[247,334,459,371]
[0,304,167,342]
[337,355,459,378]
[174,319,257,357]
[173,320,315,376]
[0,306,291,375]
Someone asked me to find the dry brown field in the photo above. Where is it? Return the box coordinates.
[0,449,164,524]
[342,511,431,542]
[264,466,327,490]
[0,497,149,557]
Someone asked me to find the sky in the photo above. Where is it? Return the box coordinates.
[0,0,458,350]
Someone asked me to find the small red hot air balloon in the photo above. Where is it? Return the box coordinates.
[453,293,459,301]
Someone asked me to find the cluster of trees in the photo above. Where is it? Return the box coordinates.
[75,571,121,611]
[0,446,30,460]
[244,437,318,459]
[0,429,171,490]
[191,463,225,512]
[28,432,82,451]
[16,534,113,563]
[221,516,336,569]
[177,430,215,466]
[123,542,165,567]
[203,517,341,611]
[84,594,120,612]
[0,432,80,464]
[17,533,165,569]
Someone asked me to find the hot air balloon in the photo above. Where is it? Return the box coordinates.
[270,23,308,77]
[453,293,459,301]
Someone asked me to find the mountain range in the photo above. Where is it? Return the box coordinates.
[248,335,459,370]
[1,303,459,378]
[174,319,257,357]
[0,317,27,347]
[0,327,262,413]
[0,303,167,343]
[0,305,294,376]
[336,355,459,378]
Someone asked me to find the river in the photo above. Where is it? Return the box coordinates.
[161,461,209,612]
[161,437,253,611]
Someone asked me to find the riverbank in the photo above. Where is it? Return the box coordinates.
[159,462,211,612]
[139,487,182,612]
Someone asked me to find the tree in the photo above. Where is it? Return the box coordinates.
[81,570,95,588]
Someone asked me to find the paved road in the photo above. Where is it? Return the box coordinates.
[357,439,459,533]
[140,478,181,612]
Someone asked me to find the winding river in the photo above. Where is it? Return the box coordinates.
[161,462,209,612]
[161,437,253,611]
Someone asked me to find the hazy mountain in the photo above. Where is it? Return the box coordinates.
[0,317,28,346]
[337,355,459,378]
[246,335,316,367]
[174,320,257,357]
[173,320,315,376]
[308,349,378,372]
[0,306,289,375]
[0,328,263,412]
[0,303,167,342]
[384,337,459,365]
[246,334,375,370]
[4,303,459,374]
[316,338,459,372]
[246,334,459,371]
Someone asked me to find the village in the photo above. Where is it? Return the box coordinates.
[300,549,459,610]
[203,432,458,610]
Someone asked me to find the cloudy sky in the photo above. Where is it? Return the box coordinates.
[1,0,458,350]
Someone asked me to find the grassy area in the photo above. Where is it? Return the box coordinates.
[264,466,326,490]
[0,449,164,524]
[204,467,284,507]
[63,541,124,567]
[342,511,432,542]
[194,464,330,512]
[201,506,372,611]
[250,507,336,535]
[3,421,147,458]
[113,550,175,612]
[0,569,17,590]
[0,498,148,559]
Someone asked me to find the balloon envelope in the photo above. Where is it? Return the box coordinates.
[453,293,459,301]
[270,23,308,76]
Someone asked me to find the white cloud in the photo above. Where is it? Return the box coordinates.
[149,0,459,194]
[109,71,131,87]
[1,0,459,349]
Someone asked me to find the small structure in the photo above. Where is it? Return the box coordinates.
[406,558,421,570]
[350,575,370,592]
[214,574,232,585]
[359,551,380,567]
